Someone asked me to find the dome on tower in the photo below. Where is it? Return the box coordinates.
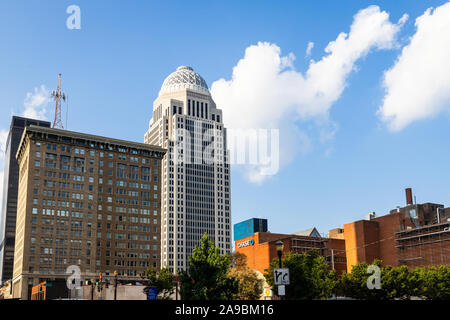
[159,66,209,95]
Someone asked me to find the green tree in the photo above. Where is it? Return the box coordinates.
[336,262,450,300]
[179,233,239,300]
[141,267,174,300]
[434,265,450,300]
[337,260,385,300]
[413,265,450,300]
[228,252,264,300]
[264,250,337,300]
[381,265,411,300]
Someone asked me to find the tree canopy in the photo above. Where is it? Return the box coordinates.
[337,261,450,300]
[264,250,337,300]
[141,267,175,300]
[228,252,264,300]
[179,233,239,300]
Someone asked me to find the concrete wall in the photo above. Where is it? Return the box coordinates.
[79,284,147,300]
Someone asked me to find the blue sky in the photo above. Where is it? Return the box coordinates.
[1,0,450,236]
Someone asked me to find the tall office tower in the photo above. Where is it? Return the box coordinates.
[12,125,165,299]
[0,116,51,284]
[145,66,231,272]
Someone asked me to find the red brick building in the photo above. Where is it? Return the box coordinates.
[395,221,450,268]
[235,228,347,275]
[343,189,450,272]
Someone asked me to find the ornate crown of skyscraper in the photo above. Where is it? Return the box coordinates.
[159,66,209,95]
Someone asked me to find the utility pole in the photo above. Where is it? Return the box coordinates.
[114,271,118,300]
[91,279,94,300]
[51,73,67,129]
[331,249,335,271]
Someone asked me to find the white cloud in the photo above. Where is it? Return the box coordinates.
[211,5,406,183]
[23,85,50,120]
[378,1,450,131]
[306,41,314,57]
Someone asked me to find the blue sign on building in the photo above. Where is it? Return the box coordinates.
[234,218,268,241]
[147,287,158,300]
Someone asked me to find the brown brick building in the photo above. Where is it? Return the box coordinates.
[11,126,165,299]
[395,221,450,268]
[344,189,450,272]
[235,228,347,275]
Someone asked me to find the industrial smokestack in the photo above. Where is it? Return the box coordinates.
[405,188,413,205]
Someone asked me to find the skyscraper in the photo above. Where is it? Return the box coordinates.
[145,66,231,272]
[0,116,51,284]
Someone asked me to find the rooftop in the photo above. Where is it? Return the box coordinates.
[159,66,209,95]
[16,125,166,162]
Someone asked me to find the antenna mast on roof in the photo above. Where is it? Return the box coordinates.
[51,73,67,129]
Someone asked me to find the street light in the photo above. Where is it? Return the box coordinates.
[275,239,284,268]
[114,271,118,301]
[275,239,285,300]
[91,279,94,300]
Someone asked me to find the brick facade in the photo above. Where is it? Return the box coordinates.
[235,232,347,275]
